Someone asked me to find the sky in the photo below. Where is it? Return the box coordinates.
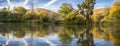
[0,0,117,11]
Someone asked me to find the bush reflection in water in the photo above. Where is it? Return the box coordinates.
[0,23,120,46]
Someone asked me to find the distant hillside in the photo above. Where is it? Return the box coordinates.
[94,8,106,14]
[113,2,120,6]
[35,8,59,18]
[25,8,60,20]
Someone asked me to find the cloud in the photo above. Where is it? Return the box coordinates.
[41,0,58,8]
[0,6,7,9]
[7,0,11,5]
[24,0,29,6]
[3,0,29,10]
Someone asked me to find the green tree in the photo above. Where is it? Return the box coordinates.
[63,11,85,24]
[58,3,87,24]
[58,3,74,15]
[0,8,10,21]
[9,7,27,21]
[0,7,7,12]
[58,3,74,23]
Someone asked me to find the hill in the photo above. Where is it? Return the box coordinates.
[25,8,60,20]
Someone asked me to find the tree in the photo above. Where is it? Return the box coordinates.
[92,12,100,22]
[14,7,27,15]
[109,3,120,21]
[10,7,27,21]
[77,0,96,22]
[103,8,110,16]
[58,3,87,24]
[58,3,74,22]
[0,8,10,21]
[58,3,74,15]
[63,11,85,24]
[77,1,96,46]
[0,7,8,17]
[0,7,7,12]
[100,2,120,23]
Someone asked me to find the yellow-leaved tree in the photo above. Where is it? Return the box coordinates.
[109,2,120,21]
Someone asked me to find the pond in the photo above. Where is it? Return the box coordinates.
[0,23,120,46]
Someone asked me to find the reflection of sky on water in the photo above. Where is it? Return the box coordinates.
[0,34,112,46]
[94,39,112,46]
[7,41,26,46]
[0,36,6,46]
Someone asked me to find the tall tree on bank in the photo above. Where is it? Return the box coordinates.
[77,0,96,23]
[77,0,96,46]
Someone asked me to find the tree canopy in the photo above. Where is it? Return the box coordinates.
[14,7,27,15]
[58,3,74,15]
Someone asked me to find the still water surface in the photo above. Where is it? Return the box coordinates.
[0,23,120,46]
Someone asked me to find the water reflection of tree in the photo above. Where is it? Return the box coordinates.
[110,29,120,46]
[58,24,120,46]
[58,25,83,45]
[0,23,120,46]
[0,23,12,36]
[94,24,120,46]
[101,25,120,46]
[0,23,26,38]
[92,25,110,42]
[77,23,95,46]
[0,23,51,38]
[0,23,52,46]
[31,24,50,37]
[58,25,95,46]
